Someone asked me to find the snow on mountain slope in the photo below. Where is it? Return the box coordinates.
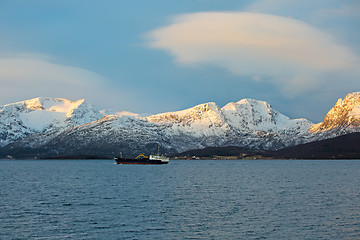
[1,97,316,157]
[0,97,103,146]
[147,102,222,125]
[310,92,360,137]
[221,99,311,132]
[100,109,140,117]
[3,93,360,158]
[147,102,228,137]
[147,99,312,138]
[4,114,170,157]
[139,98,313,151]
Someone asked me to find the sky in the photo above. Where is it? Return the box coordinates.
[0,0,359,122]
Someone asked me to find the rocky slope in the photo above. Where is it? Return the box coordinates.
[310,92,360,139]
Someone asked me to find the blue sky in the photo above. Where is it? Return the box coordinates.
[0,0,359,122]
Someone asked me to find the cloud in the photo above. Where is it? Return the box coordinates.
[0,54,119,107]
[146,12,360,95]
[0,53,182,114]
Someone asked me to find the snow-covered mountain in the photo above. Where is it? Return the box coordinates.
[1,93,359,158]
[146,99,312,151]
[310,92,360,138]
[0,97,103,147]
[0,96,314,157]
[148,99,311,134]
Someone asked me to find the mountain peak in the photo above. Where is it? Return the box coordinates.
[310,92,360,133]
[24,97,45,110]
[221,98,312,132]
[18,97,86,115]
[192,102,219,112]
[0,97,103,146]
[147,101,221,124]
[344,92,360,100]
[222,98,272,112]
[236,98,269,106]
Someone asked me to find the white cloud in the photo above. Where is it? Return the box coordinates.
[147,12,360,95]
[0,53,179,114]
[0,54,121,107]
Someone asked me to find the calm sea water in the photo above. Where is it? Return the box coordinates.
[1,159,359,239]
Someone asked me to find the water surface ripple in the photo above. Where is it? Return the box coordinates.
[1,160,359,239]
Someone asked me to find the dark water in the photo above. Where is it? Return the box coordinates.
[1,160,360,239]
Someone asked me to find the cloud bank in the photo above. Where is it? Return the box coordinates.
[0,54,116,106]
[147,12,360,95]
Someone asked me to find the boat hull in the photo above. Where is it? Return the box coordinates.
[114,157,168,165]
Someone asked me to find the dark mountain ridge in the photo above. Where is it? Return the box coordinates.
[174,133,360,159]
[270,132,360,159]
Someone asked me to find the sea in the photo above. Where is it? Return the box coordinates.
[1,159,359,240]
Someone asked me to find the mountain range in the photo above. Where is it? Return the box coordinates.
[0,92,359,158]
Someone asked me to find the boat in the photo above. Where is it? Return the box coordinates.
[114,152,169,165]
